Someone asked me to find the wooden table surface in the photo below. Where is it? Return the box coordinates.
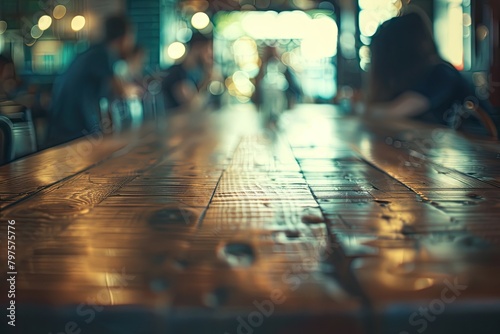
[1,105,500,334]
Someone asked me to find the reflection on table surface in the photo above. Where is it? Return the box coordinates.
[1,104,500,334]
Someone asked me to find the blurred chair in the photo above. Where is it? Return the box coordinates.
[0,100,37,158]
[0,115,14,164]
[474,106,498,139]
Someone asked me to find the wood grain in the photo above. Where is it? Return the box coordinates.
[1,106,499,334]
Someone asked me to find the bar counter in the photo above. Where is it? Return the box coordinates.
[1,105,500,334]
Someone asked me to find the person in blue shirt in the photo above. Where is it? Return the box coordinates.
[365,10,499,139]
[46,15,135,146]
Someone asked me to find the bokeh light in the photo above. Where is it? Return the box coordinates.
[209,81,225,95]
[301,16,338,59]
[358,0,402,71]
[463,13,472,27]
[25,38,36,47]
[292,0,316,10]
[71,15,86,32]
[216,9,338,100]
[191,12,210,30]
[0,21,7,34]
[31,25,43,39]
[318,1,335,11]
[38,15,52,31]
[176,28,193,43]
[53,5,67,20]
[435,1,465,70]
[167,42,186,60]
[476,25,489,41]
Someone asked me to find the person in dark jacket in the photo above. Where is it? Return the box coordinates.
[46,15,135,146]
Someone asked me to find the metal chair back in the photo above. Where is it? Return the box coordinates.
[0,115,14,165]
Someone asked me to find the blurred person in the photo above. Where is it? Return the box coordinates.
[253,45,301,111]
[0,54,36,109]
[364,10,499,138]
[0,54,18,101]
[46,15,135,146]
[253,45,302,129]
[161,33,213,111]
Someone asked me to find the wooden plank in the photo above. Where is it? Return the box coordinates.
[0,133,176,264]
[2,105,500,334]
[188,133,362,326]
[0,130,145,209]
[282,106,500,334]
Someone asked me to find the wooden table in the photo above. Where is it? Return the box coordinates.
[1,105,500,334]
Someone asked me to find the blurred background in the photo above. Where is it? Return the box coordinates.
[0,0,499,154]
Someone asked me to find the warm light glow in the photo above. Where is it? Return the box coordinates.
[38,15,52,31]
[191,12,210,30]
[301,16,338,59]
[71,15,86,32]
[217,10,338,100]
[241,11,310,39]
[31,25,43,39]
[0,21,7,34]
[53,5,67,20]
[476,25,488,41]
[447,5,464,69]
[462,13,471,26]
[232,71,254,96]
[358,0,400,38]
[358,0,402,71]
[167,42,186,60]
[359,10,381,37]
[292,0,316,10]
[435,1,464,70]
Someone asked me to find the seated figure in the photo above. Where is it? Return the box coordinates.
[365,10,499,138]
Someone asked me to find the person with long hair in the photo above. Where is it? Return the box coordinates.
[365,10,499,138]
